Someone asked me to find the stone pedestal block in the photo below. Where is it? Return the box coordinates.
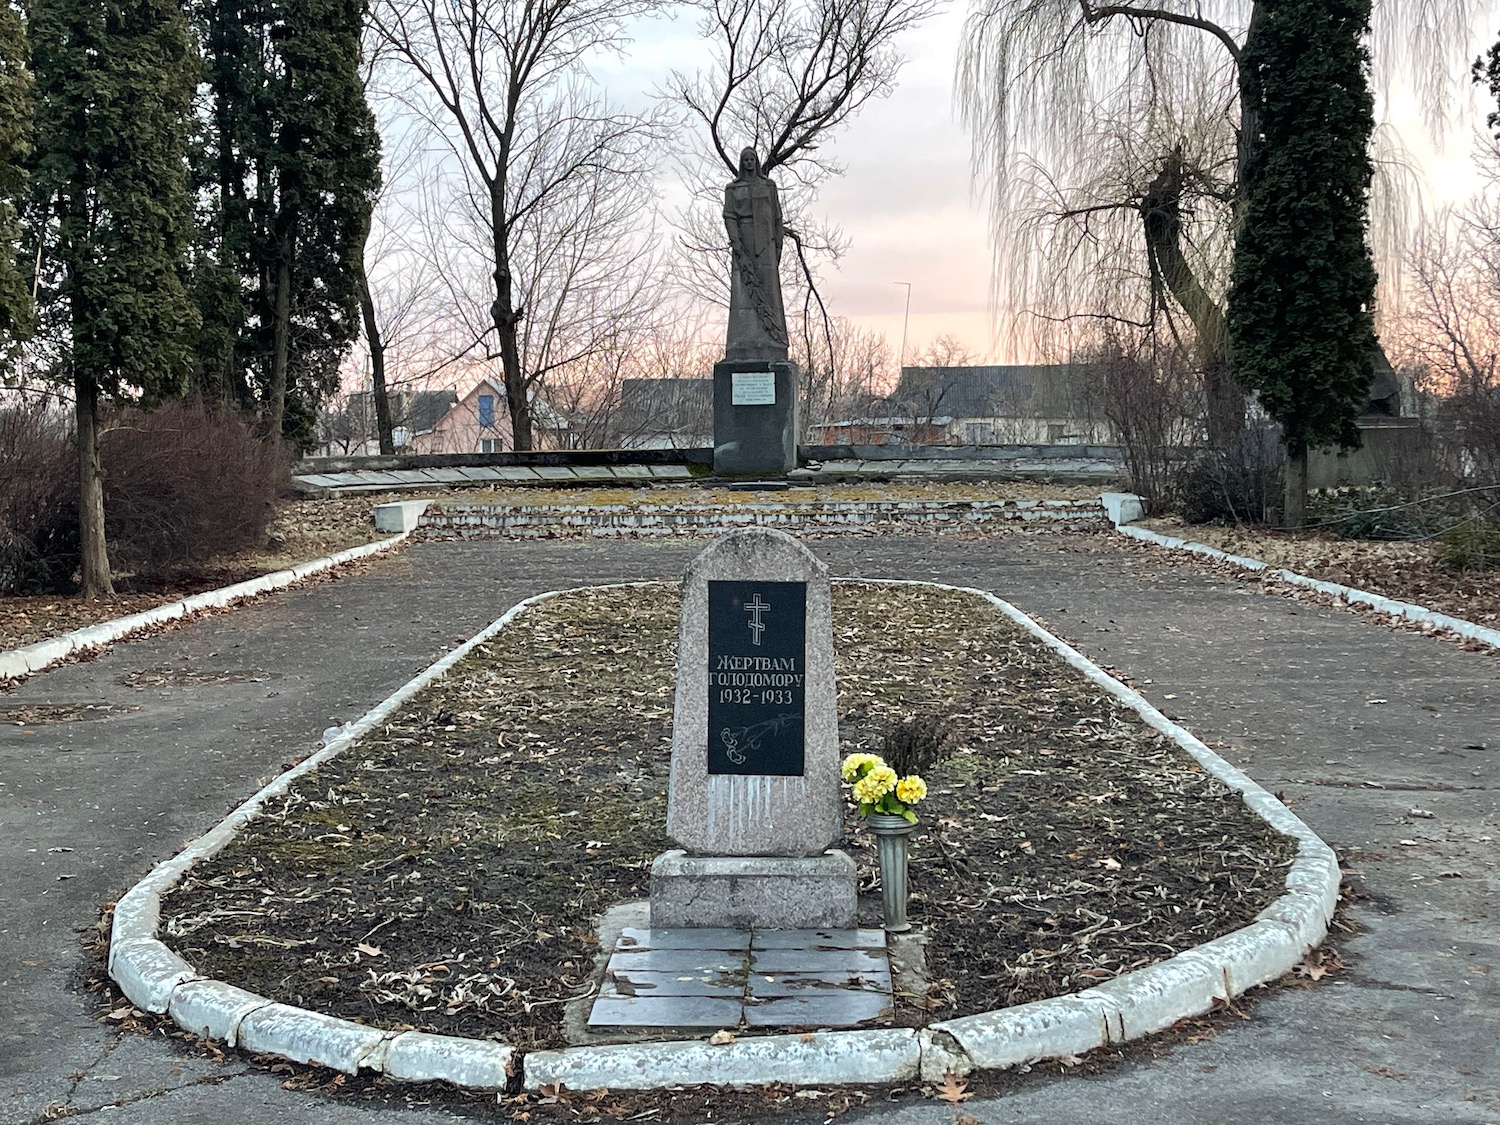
[649,849,857,930]
[713,360,799,476]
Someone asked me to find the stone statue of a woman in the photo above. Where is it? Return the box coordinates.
[723,147,789,363]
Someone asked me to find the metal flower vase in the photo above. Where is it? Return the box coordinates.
[867,812,917,932]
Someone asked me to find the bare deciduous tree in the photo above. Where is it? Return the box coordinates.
[371,0,662,450]
[667,0,937,374]
[1395,147,1500,481]
[793,314,894,436]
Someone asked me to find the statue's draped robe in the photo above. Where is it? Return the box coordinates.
[723,173,788,362]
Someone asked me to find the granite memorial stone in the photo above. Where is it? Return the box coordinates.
[651,528,854,929]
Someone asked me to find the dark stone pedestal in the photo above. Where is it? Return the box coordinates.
[712,360,798,476]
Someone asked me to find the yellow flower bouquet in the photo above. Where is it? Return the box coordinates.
[841,752,927,823]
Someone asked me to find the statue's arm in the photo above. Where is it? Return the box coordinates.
[723,185,745,257]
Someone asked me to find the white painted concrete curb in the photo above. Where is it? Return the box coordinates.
[0,533,411,683]
[1117,523,1500,651]
[107,584,639,1088]
[109,578,1340,1092]
[865,579,1339,1080]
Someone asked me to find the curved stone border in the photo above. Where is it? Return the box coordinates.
[1117,524,1500,651]
[109,578,1340,1092]
[0,534,409,684]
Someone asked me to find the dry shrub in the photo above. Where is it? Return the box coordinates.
[1434,382,1500,485]
[0,396,291,594]
[1088,337,1203,508]
[1177,426,1285,525]
[103,397,291,573]
[0,398,79,593]
[1438,515,1500,572]
[879,711,954,777]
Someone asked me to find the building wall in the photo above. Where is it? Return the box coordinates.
[948,416,1114,445]
[410,381,513,454]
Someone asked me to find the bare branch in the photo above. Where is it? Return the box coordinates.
[1080,1,1240,62]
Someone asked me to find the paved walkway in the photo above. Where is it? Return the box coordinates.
[1,534,1495,1124]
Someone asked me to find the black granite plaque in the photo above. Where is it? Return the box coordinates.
[706,580,807,776]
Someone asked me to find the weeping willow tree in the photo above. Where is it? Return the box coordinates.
[957,0,1482,445]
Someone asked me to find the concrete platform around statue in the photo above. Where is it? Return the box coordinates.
[587,926,890,1031]
[649,849,857,930]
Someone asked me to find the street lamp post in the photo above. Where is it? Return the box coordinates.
[894,282,912,376]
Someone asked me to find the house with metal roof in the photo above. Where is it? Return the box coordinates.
[812,364,1112,446]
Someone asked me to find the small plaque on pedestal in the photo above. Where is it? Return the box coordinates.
[730,371,776,405]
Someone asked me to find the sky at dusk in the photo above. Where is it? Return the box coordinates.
[593,1,1500,366]
[598,3,997,363]
[374,1,1500,390]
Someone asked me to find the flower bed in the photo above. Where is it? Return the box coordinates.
[159,582,1295,1052]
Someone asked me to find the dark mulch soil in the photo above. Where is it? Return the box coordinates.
[160,583,1296,1052]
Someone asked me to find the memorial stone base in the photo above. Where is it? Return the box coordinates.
[587,924,891,1031]
[712,360,799,476]
[649,849,857,930]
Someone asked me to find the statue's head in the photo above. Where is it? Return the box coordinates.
[738,147,761,177]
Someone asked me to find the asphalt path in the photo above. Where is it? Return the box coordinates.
[1,533,1495,1125]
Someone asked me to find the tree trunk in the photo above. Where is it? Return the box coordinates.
[1282,445,1308,529]
[1235,2,1267,224]
[269,249,290,443]
[74,370,114,599]
[1140,148,1246,446]
[490,184,531,452]
[359,271,394,455]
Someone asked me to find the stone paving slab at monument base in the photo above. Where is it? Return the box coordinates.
[293,463,696,493]
[589,927,892,1031]
[796,456,1122,482]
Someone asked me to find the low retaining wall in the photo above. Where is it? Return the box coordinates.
[417,497,1109,538]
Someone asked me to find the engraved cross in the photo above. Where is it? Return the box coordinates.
[744,593,770,646]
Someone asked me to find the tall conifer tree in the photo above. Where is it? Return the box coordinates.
[30,0,200,596]
[192,0,380,448]
[1228,0,1379,528]
[0,0,32,372]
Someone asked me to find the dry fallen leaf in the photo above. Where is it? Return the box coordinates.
[355,942,383,958]
[1293,950,1344,982]
[708,1029,736,1046]
[933,1070,971,1103]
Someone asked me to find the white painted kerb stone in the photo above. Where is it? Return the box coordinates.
[236,1004,390,1074]
[110,576,1341,1093]
[0,533,410,683]
[524,1028,920,1091]
[1118,523,1500,650]
[384,1032,515,1088]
